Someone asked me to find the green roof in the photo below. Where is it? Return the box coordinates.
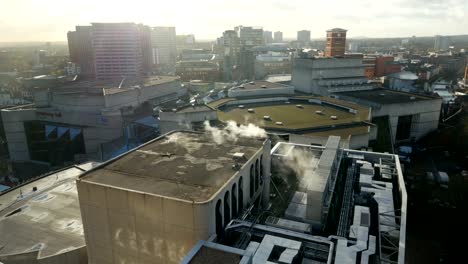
[214,96,370,131]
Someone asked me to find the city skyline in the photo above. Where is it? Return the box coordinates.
[0,0,467,42]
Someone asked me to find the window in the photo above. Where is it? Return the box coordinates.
[249,164,254,198]
[224,191,230,226]
[238,177,244,212]
[231,184,237,218]
[255,159,260,191]
[215,199,223,236]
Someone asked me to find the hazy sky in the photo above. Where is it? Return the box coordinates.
[0,0,467,42]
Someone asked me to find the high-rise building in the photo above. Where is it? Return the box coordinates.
[222,30,241,80]
[235,25,264,47]
[325,28,347,57]
[297,30,311,43]
[138,24,153,73]
[92,23,144,79]
[263,30,273,44]
[151,27,177,66]
[67,26,94,76]
[434,35,450,51]
[274,31,283,42]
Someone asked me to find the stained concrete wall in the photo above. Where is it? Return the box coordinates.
[372,99,442,142]
[228,86,294,98]
[1,108,35,161]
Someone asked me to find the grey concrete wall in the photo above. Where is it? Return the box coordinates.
[159,110,217,134]
[104,80,185,110]
[228,86,294,97]
[373,99,442,142]
[292,58,367,95]
[1,108,35,161]
[52,93,105,112]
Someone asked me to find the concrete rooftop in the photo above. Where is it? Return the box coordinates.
[0,162,98,260]
[231,81,288,90]
[79,131,264,203]
[339,89,436,104]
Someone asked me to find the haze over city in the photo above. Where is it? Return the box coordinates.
[1,1,468,263]
[1,0,467,42]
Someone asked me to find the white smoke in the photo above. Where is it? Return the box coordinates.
[274,146,320,189]
[203,120,267,144]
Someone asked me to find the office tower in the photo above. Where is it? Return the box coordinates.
[325,28,347,57]
[222,30,241,80]
[297,30,311,43]
[274,31,283,42]
[434,35,450,51]
[263,30,273,44]
[138,24,153,73]
[151,27,177,66]
[67,26,94,76]
[92,23,143,79]
[235,25,264,46]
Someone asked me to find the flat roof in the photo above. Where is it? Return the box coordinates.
[304,125,370,138]
[231,81,288,91]
[51,76,179,95]
[213,96,370,131]
[79,131,264,203]
[0,162,99,260]
[338,89,437,104]
[176,104,214,114]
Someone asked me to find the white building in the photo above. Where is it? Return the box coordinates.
[337,89,442,143]
[291,57,373,95]
[151,27,177,66]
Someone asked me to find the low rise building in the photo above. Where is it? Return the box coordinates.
[182,136,408,264]
[385,71,419,92]
[208,95,373,149]
[254,52,291,79]
[336,88,442,144]
[0,162,99,264]
[227,81,294,98]
[76,131,271,264]
[1,76,186,165]
[159,104,218,134]
[292,57,373,95]
[175,60,221,82]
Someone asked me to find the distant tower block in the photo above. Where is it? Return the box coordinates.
[325,28,347,57]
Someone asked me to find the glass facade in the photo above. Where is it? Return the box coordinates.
[24,121,86,165]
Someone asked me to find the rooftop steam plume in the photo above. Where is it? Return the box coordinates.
[203,120,267,144]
